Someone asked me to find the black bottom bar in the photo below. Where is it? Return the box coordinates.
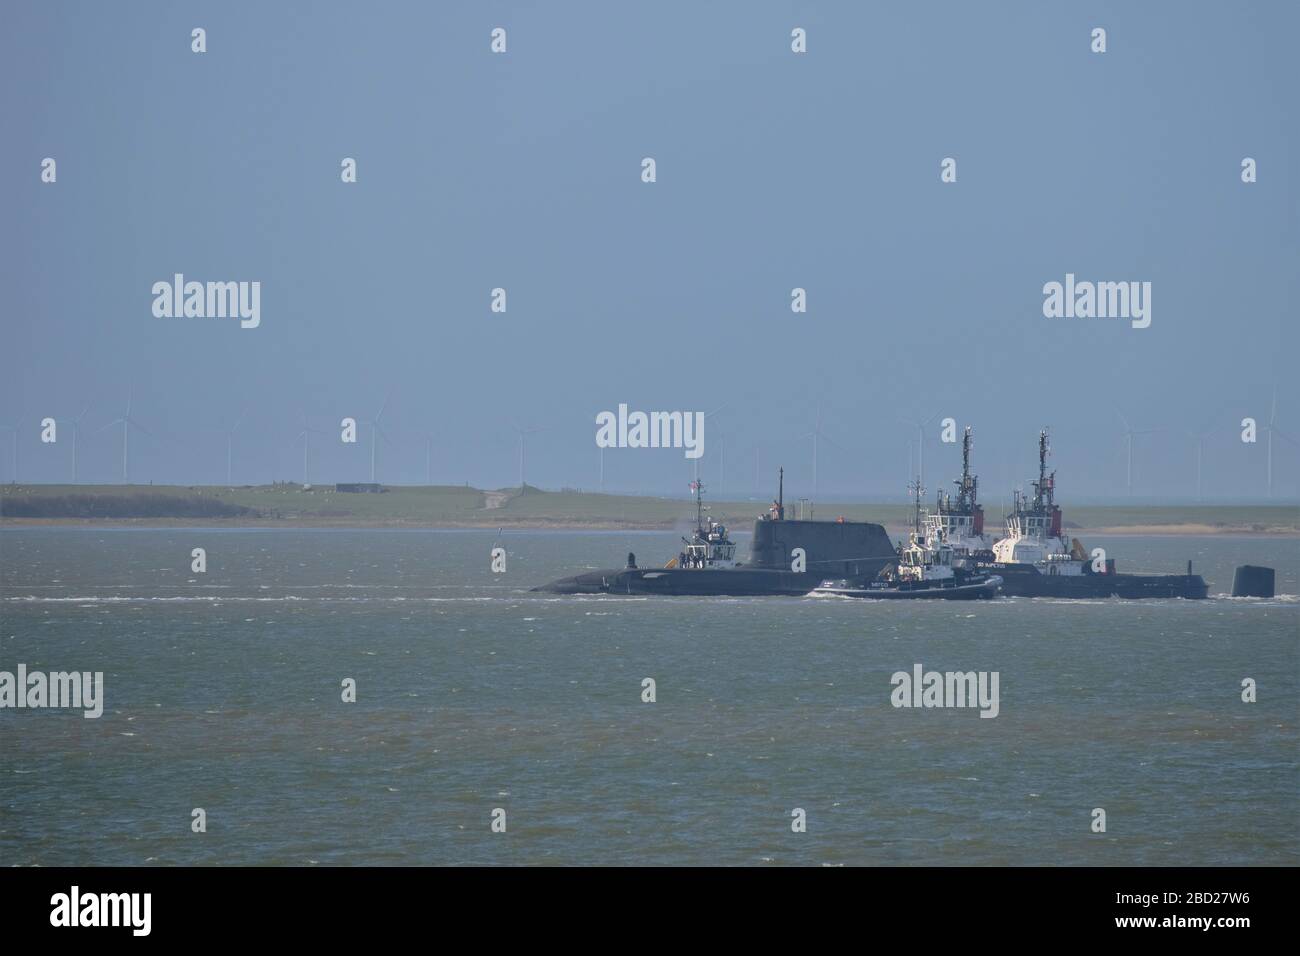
[0,866,1286,942]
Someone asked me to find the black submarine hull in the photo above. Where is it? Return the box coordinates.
[983,563,1209,599]
[533,566,820,596]
[532,518,898,596]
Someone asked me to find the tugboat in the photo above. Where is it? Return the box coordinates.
[532,470,898,596]
[671,480,739,570]
[814,477,1002,600]
[976,429,1209,599]
[924,426,994,566]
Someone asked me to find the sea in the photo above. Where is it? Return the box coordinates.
[1,527,1296,866]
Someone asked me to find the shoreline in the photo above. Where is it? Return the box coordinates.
[2,517,1297,536]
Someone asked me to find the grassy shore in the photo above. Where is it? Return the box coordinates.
[1,483,1297,534]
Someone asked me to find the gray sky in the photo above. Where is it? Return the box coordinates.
[2,1,1296,501]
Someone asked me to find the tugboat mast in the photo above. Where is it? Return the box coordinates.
[908,476,925,536]
[1000,427,1063,544]
[956,426,977,512]
[1030,428,1054,513]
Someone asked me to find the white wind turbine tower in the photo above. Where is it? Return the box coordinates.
[803,404,848,502]
[1185,424,1220,503]
[1264,385,1298,498]
[362,397,391,483]
[422,432,435,486]
[715,428,727,497]
[691,404,728,488]
[512,422,545,489]
[224,408,248,485]
[1116,410,1161,496]
[96,390,152,482]
[296,414,327,486]
[69,405,90,483]
[0,415,20,482]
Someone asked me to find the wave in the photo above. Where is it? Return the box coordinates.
[3,594,508,604]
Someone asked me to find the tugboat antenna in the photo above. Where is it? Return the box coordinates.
[692,478,705,532]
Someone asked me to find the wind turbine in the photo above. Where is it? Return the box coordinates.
[0,416,20,482]
[296,414,327,486]
[1264,385,1298,497]
[715,428,727,498]
[692,404,728,487]
[422,432,436,486]
[1116,410,1161,496]
[96,390,152,482]
[224,408,248,485]
[803,404,848,501]
[899,411,942,492]
[362,397,390,483]
[69,405,90,483]
[1185,424,1220,502]
[512,422,545,489]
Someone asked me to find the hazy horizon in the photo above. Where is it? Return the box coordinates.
[3,1,1297,502]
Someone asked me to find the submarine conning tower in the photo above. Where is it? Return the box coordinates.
[1231,565,1275,598]
[752,467,896,578]
[749,517,896,578]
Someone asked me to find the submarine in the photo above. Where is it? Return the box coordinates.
[532,470,898,596]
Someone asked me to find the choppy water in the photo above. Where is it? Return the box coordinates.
[1,527,1296,866]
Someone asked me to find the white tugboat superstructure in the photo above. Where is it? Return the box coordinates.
[989,429,1084,575]
[896,535,955,584]
[923,426,992,565]
[677,480,738,569]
